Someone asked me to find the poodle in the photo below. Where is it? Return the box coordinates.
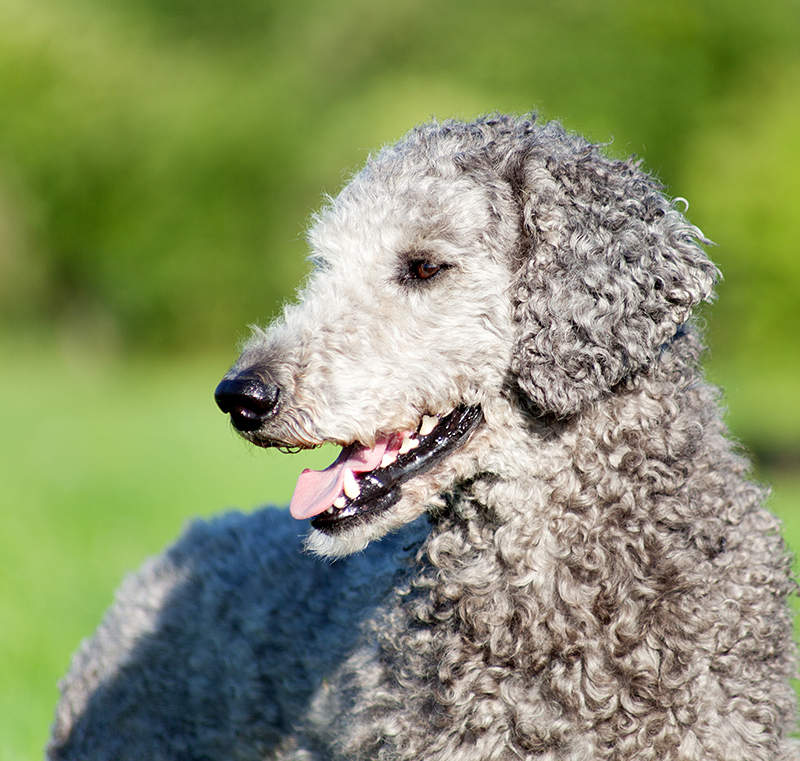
[49,114,798,760]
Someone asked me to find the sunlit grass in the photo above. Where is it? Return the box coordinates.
[0,333,335,760]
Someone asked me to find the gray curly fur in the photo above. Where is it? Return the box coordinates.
[49,115,798,760]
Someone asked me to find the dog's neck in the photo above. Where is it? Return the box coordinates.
[427,322,718,572]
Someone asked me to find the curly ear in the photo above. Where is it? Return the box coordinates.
[507,122,718,417]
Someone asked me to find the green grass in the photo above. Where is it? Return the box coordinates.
[1,333,798,760]
[0,333,335,761]
[770,473,800,588]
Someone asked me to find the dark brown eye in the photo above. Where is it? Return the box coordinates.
[410,260,441,280]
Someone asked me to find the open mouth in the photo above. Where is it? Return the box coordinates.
[289,406,483,534]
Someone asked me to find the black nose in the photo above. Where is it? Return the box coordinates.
[214,374,280,432]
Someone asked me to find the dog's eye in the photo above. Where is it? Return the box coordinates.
[409,260,442,280]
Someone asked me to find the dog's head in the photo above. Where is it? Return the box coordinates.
[215,115,717,556]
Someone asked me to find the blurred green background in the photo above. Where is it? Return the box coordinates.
[1,0,799,758]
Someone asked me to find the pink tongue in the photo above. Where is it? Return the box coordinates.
[290,434,404,520]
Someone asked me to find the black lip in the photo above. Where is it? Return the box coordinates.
[310,405,483,534]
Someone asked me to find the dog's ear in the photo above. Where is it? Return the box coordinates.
[506,124,718,417]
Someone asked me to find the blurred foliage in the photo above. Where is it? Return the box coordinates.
[682,60,800,454]
[1,0,799,360]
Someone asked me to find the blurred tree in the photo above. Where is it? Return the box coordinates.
[1,0,798,361]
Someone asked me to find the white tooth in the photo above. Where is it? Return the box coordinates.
[333,495,347,509]
[380,451,398,468]
[343,469,361,499]
[419,415,438,436]
[399,436,419,455]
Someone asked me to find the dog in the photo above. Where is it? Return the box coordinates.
[49,114,798,760]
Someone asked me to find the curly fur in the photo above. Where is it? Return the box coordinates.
[49,115,798,760]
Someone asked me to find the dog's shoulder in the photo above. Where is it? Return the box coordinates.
[49,507,428,759]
